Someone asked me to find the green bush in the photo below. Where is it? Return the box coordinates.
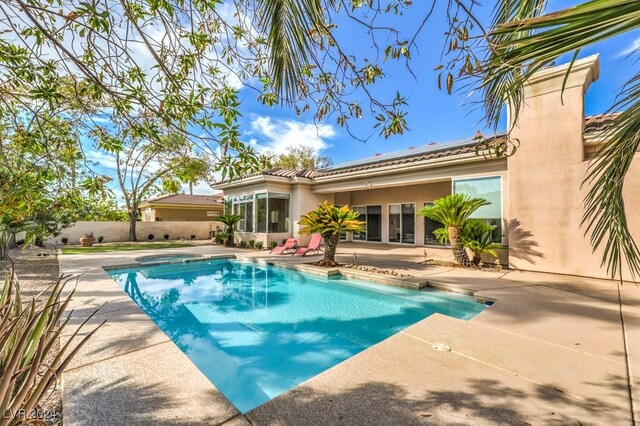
[97,235,104,243]
[61,237,68,245]
[163,233,170,240]
[248,239,256,248]
[269,241,278,249]
[214,232,225,244]
[148,234,154,240]
[239,240,248,248]
[190,234,196,240]
[255,241,264,250]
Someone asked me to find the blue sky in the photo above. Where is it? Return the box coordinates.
[237,1,640,168]
[89,1,640,198]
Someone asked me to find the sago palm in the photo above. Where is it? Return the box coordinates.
[299,202,365,267]
[418,194,489,265]
[218,214,242,247]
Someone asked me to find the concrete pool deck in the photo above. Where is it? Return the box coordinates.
[59,244,640,424]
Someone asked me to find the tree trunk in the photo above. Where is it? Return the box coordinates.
[318,233,339,267]
[226,228,234,247]
[448,226,468,265]
[129,212,137,242]
[189,181,193,195]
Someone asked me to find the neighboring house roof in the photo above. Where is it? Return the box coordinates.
[140,194,224,207]
[584,113,620,132]
[216,114,611,187]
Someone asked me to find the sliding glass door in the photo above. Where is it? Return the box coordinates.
[388,204,415,244]
[352,205,382,242]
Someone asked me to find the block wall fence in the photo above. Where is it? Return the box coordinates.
[45,221,224,244]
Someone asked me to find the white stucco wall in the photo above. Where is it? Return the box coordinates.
[46,221,223,244]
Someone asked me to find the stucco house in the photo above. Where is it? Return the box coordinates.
[139,194,224,222]
[214,55,640,280]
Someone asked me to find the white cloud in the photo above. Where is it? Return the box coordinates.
[248,116,336,155]
[86,150,118,170]
[180,181,217,195]
[618,36,640,57]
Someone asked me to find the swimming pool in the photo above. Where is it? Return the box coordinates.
[107,258,485,413]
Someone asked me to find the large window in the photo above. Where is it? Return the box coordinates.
[232,194,253,232]
[423,202,442,245]
[352,205,382,242]
[268,193,290,233]
[226,192,289,233]
[453,176,502,241]
[256,193,267,233]
[389,203,415,244]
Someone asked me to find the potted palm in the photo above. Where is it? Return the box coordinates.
[418,194,489,265]
[299,202,365,267]
[79,232,96,247]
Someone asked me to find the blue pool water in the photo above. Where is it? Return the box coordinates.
[107,259,485,413]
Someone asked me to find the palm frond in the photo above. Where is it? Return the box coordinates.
[483,0,640,129]
[417,194,490,228]
[257,0,336,103]
[484,0,640,280]
[583,74,640,279]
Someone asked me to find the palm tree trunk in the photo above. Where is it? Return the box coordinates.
[319,233,339,267]
[448,226,468,265]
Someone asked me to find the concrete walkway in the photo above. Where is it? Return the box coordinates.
[59,243,639,425]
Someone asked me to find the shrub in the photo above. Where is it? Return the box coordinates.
[0,267,101,423]
[97,235,104,243]
[248,239,256,248]
[190,234,196,240]
[61,237,68,245]
[239,240,248,248]
[163,233,170,240]
[148,234,154,240]
[282,239,288,245]
[255,241,264,250]
[269,241,278,249]
[214,232,226,244]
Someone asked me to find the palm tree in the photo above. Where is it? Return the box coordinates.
[418,194,489,265]
[299,202,365,267]
[217,214,242,247]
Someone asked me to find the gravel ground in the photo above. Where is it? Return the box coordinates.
[0,246,63,426]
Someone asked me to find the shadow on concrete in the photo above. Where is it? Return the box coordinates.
[247,378,625,425]
[64,375,229,426]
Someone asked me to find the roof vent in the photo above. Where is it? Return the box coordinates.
[375,153,382,156]
[408,146,415,150]
[428,142,437,146]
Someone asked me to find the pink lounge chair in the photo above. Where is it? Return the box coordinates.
[270,238,297,254]
[292,234,323,256]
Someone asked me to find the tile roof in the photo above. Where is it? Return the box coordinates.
[316,134,506,177]
[220,114,613,186]
[142,194,223,206]
[584,113,620,132]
